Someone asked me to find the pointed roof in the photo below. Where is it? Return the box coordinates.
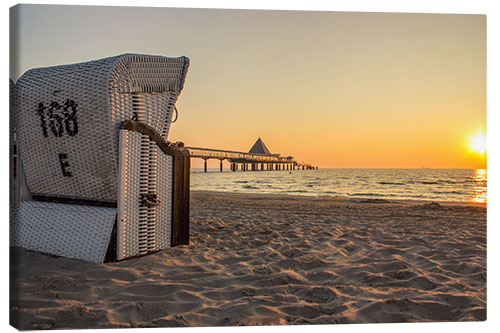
[249,137,272,155]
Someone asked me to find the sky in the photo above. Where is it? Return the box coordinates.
[10,4,486,169]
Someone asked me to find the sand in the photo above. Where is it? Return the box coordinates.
[9,191,486,329]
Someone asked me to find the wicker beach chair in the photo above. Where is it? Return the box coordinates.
[11,54,190,262]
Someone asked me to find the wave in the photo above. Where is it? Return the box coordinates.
[243,185,259,189]
[439,179,476,185]
[378,182,406,186]
[349,193,398,197]
[284,189,309,193]
[431,190,465,195]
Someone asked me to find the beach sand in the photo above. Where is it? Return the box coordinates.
[10,191,486,329]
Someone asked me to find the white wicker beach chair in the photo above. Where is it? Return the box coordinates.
[11,54,191,262]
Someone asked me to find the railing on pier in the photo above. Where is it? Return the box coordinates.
[187,146,291,163]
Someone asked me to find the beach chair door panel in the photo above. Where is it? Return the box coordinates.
[117,129,173,260]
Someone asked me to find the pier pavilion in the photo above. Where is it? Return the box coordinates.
[187,138,316,172]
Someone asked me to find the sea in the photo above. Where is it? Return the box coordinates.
[190,168,487,203]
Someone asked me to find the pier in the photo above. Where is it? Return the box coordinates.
[187,138,317,172]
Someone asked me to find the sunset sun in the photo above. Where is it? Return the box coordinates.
[469,132,487,155]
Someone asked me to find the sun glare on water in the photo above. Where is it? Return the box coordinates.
[469,132,487,155]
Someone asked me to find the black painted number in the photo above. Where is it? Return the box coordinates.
[37,99,79,137]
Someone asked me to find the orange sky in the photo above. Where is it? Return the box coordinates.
[11,6,486,169]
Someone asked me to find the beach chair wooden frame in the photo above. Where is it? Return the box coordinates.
[11,54,190,262]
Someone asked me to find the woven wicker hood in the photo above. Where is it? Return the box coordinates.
[15,54,190,203]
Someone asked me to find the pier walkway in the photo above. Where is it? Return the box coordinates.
[186,138,316,172]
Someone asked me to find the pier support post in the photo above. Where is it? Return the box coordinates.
[261,163,264,171]
[204,159,208,172]
[220,159,223,172]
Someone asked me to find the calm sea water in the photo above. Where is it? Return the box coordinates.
[190,168,487,203]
